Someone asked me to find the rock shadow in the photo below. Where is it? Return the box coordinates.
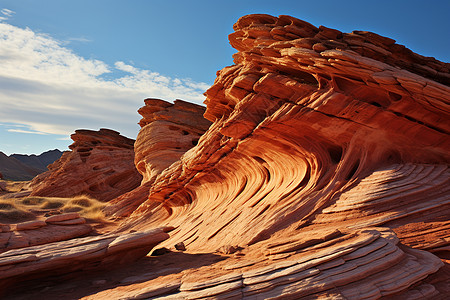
[5,251,226,300]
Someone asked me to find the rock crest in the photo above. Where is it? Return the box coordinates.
[2,14,450,299]
[29,129,142,202]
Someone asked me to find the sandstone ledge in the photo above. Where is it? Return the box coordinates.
[0,227,170,293]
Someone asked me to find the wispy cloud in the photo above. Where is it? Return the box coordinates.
[7,129,48,135]
[66,37,92,43]
[0,21,208,139]
[0,8,15,21]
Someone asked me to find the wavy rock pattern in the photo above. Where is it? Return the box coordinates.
[122,14,449,250]
[84,228,443,299]
[0,227,169,294]
[105,99,211,217]
[107,14,449,298]
[30,129,142,202]
[5,14,450,299]
[313,164,450,252]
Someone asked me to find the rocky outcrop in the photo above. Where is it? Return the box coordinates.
[1,213,91,252]
[120,13,449,250]
[6,14,450,299]
[0,227,170,294]
[30,129,142,202]
[135,98,211,184]
[105,99,211,217]
[104,14,448,298]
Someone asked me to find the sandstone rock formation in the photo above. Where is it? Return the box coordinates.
[105,99,211,217]
[30,129,142,202]
[107,14,447,298]
[3,14,450,299]
[0,227,170,294]
[136,98,212,184]
[1,213,92,252]
[120,13,449,251]
[86,228,444,299]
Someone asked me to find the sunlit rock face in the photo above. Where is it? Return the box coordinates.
[4,14,450,299]
[99,14,450,298]
[104,99,212,217]
[30,129,142,201]
[135,98,212,184]
[122,13,449,247]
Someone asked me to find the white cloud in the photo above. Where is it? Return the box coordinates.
[0,22,208,139]
[1,9,14,17]
[0,8,14,21]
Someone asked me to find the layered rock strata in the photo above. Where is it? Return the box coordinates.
[85,228,444,299]
[0,213,91,252]
[135,98,211,184]
[121,14,449,251]
[106,14,448,298]
[105,99,211,217]
[1,227,170,294]
[7,13,450,299]
[30,129,142,202]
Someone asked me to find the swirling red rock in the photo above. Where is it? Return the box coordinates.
[3,14,450,299]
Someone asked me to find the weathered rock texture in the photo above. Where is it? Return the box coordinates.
[0,213,91,253]
[5,14,450,299]
[105,14,448,298]
[86,228,444,299]
[120,13,449,249]
[0,227,170,293]
[135,98,212,184]
[30,129,142,202]
[105,99,211,217]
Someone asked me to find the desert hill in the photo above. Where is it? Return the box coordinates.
[0,151,41,181]
[1,14,449,299]
[0,149,63,181]
[11,149,63,172]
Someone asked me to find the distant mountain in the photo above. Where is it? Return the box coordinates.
[0,149,63,181]
[11,149,63,172]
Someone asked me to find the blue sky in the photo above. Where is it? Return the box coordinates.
[0,0,449,155]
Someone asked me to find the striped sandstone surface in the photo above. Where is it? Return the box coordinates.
[3,14,449,299]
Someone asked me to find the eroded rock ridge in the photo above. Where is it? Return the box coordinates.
[3,14,450,299]
[30,129,142,202]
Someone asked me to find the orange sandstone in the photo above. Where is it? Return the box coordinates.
[3,14,450,299]
[30,129,142,202]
